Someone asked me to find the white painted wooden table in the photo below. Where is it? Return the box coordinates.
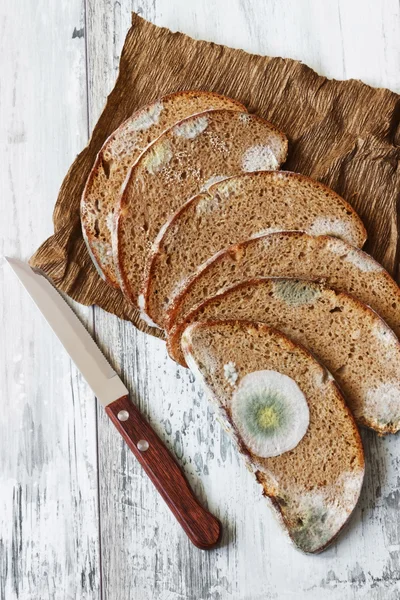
[1,1,400,599]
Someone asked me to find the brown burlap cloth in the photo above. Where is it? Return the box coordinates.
[31,12,400,340]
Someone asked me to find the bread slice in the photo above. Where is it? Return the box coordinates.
[114,111,288,308]
[81,91,246,287]
[168,278,400,434]
[141,172,367,329]
[182,320,364,553]
[167,231,400,336]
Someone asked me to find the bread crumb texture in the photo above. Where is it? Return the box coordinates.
[242,145,279,171]
[273,280,322,306]
[81,227,108,278]
[105,212,115,234]
[326,238,383,272]
[116,110,287,302]
[142,139,173,175]
[284,470,364,553]
[364,382,400,429]
[81,93,246,287]
[308,217,356,241]
[173,115,209,139]
[215,178,239,197]
[371,321,399,351]
[138,293,162,329]
[171,279,400,433]
[144,172,366,330]
[200,174,228,191]
[126,101,164,132]
[195,193,221,215]
[167,231,399,340]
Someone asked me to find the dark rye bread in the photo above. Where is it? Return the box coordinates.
[115,111,288,307]
[169,279,400,434]
[141,172,367,329]
[167,232,400,335]
[81,91,245,287]
[182,320,364,554]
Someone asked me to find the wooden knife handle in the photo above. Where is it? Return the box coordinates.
[105,395,221,550]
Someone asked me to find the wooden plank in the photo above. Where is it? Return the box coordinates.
[0,1,100,599]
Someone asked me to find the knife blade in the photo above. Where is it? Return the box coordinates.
[6,257,221,550]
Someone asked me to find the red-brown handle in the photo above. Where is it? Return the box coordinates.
[105,395,221,550]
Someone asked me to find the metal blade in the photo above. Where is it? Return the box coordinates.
[6,257,128,406]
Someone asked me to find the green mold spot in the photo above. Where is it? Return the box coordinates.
[290,505,333,553]
[273,280,321,306]
[231,370,309,458]
[241,391,287,439]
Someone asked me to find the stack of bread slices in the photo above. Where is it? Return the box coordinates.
[81,91,400,553]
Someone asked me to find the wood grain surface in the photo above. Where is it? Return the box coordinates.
[1,1,400,599]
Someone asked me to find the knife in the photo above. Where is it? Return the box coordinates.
[6,257,221,550]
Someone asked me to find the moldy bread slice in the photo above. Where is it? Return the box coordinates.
[182,320,364,553]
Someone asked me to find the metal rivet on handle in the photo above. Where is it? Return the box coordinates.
[117,410,129,422]
[137,439,149,452]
